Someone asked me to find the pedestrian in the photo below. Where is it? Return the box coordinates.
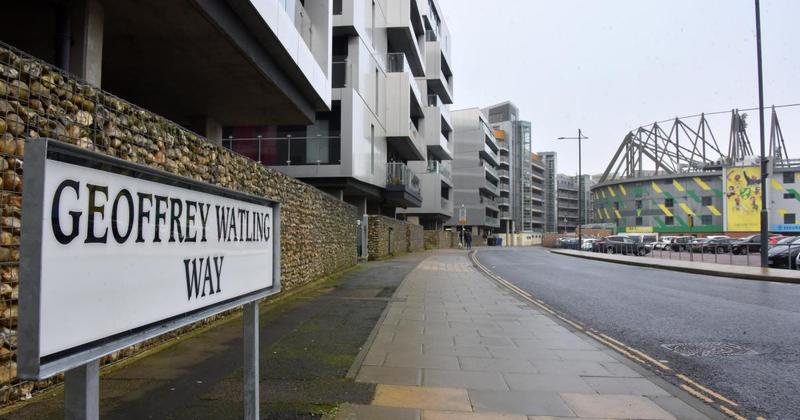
[465,229,473,250]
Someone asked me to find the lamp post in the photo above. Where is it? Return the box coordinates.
[754,0,769,267]
[559,130,588,247]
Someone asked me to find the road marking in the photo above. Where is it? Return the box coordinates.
[470,251,753,419]
[719,405,747,420]
[680,384,714,403]
[598,333,671,371]
[676,374,738,407]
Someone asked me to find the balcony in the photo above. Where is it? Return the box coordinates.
[499,155,510,167]
[497,139,509,152]
[422,95,453,161]
[480,143,499,167]
[386,54,425,161]
[484,163,499,182]
[385,162,423,207]
[425,33,454,104]
[485,214,500,228]
[385,0,426,76]
[481,180,500,197]
[498,169,510,179]
[497,197,510,207]
[500,211,512,220]
[499,183,510,193]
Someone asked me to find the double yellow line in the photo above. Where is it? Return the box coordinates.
[468,250,761,420]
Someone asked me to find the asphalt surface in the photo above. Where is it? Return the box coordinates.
[3,254,426,419]
[476,247,800,420]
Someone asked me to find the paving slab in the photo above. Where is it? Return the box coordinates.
[349,251,712,420]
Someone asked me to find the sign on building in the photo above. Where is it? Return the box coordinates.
[18,139,281,382]
[724,166,762,232]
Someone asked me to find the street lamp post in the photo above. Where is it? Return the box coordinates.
[559,130,588,247]
[754,0,769,267]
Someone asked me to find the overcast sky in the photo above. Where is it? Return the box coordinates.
[438,0,800,176]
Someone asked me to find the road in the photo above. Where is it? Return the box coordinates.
[476,247,800,420]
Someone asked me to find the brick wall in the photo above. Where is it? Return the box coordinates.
[0,43,357,402]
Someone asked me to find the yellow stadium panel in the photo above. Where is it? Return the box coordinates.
[672,179,685,192]
[771,178,784,191]
[778,208,787,216]
[651,181,663,194]
[693,177,711,191]
[679,202,695,216]
[658,204,674,217]
[619,184,627,195]
[614,209,622,219]
[706,205,721,216]
[604,208,611,219]
[607,186,616,197]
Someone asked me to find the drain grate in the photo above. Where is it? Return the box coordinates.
[661,342,758,357]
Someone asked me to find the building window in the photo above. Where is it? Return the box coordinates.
[665,198,674,207]
[370,124,375,174]
[333,0,343,15]
[701,215,712,225]
[701,196,712,206]
[374,68,379,115]
[665,216,674,225]
[635,217,643,225]
[635,200,642,209]
[784,192,797,200]
[783,172,795,184]
[786,213,797,224]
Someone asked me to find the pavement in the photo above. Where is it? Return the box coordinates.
[551,248,800,283]
[1,253,427,419]
[338,250,718,420]
[478,247,800,420]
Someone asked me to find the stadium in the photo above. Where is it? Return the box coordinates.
[591,106,800,236]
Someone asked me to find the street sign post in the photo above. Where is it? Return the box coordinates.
[18,139,281,419]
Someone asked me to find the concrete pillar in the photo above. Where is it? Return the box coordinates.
[70,0,104,87]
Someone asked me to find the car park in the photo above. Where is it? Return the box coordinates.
[767,236,800,269]
[593,236,648,256]
[669,236,696,251]
[702,238,735,254]
[689,238,710,253]
[652,236,677,250]
[731,234,762,255]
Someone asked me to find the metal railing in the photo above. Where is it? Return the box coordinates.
[222,135,342,166]
[555,238,800,270]
[498,169,510,178]
[387,162,422,197]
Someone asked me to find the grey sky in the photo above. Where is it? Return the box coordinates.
[438,0,800,176]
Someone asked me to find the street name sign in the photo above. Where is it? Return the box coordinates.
[18,139,281,385]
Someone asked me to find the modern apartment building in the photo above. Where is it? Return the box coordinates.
[483,102,534,233]
[446,108,501,238]
[541,151,558,232]
[531,153,546,231]
[3,0,332,135]
[223,0,455,221]
[557,174,580,233]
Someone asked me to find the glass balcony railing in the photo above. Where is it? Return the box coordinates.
[387,162,422,198]
[387,52,408,73]
[223,134,341,166]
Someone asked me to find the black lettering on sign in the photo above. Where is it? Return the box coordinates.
[51,179,81,244]
[183,256,225,301]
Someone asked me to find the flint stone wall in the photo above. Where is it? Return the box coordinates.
[0,43,357,402]
[407,224,424,253]
[423,230,456,250]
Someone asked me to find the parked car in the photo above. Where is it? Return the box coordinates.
[581,238,597,251]
[702,238,735,254]
[652,236,677,250]
[731,234,762,255]
[559,238,580,249]
[767,236,800,269]
[593,236,648,256]
[769,234,786,245]
[689,238,710,253]
[669,236,696,251]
